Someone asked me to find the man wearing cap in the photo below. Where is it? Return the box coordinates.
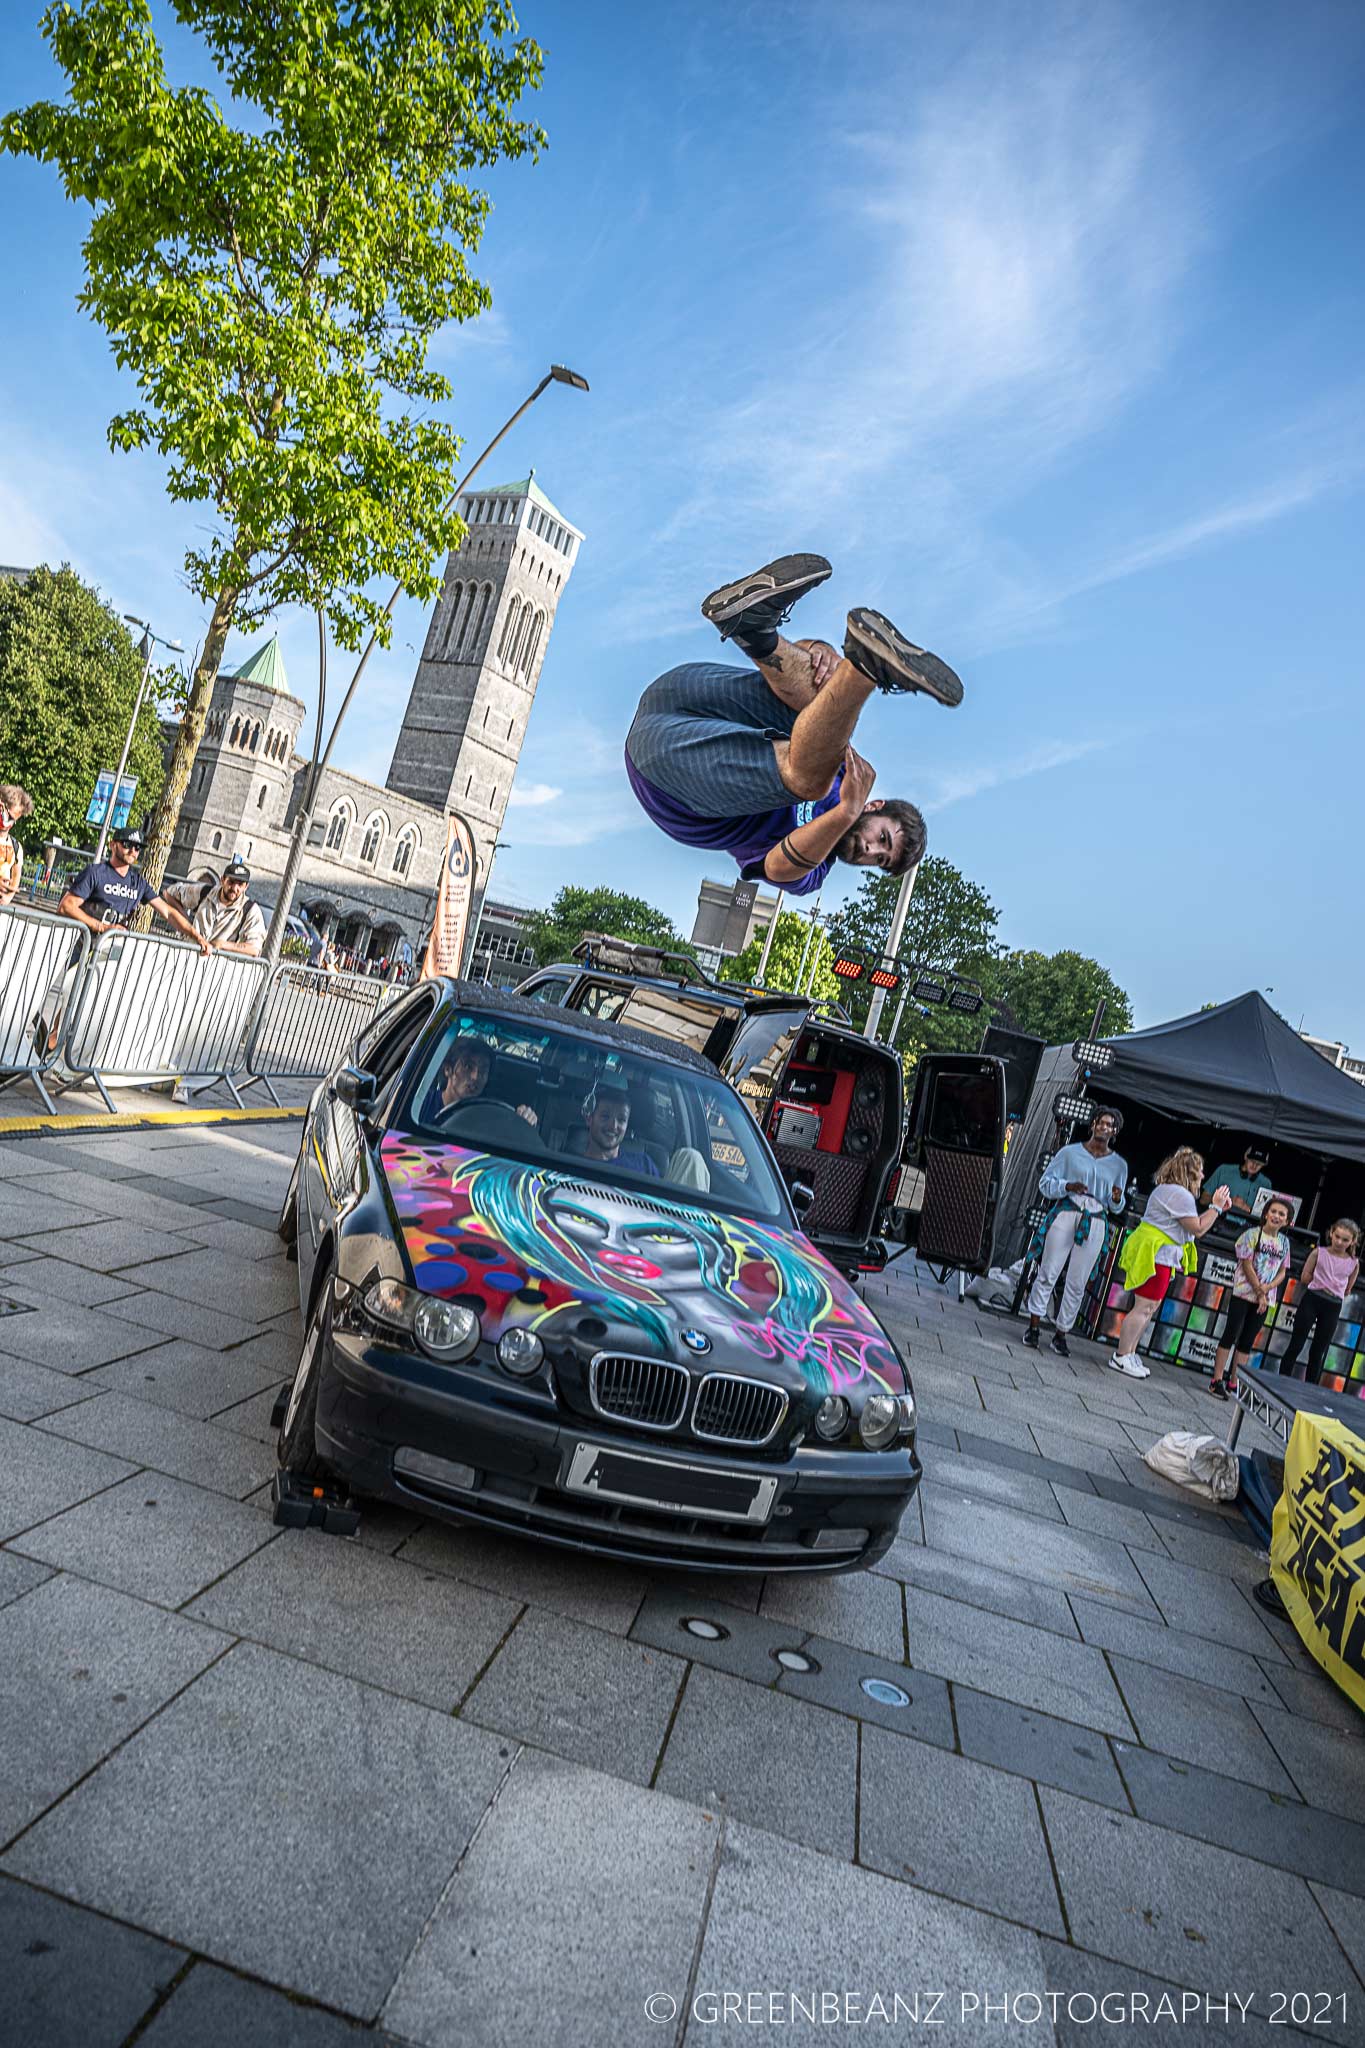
[1202,1145,1272,1219]
[58,828,211,954]
[162,860,266,956]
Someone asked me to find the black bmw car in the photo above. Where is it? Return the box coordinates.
[276,981,920,1573]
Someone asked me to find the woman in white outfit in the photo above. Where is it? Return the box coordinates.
[1023,1109,1128,1358]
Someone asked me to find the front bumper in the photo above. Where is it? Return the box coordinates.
[314,1328,920,1575]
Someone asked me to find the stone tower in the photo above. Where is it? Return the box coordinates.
[169,635,307,873]
[384,474,582,875]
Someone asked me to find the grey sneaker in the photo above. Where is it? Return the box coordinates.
[702,553,832,659]
[844,607,964,705]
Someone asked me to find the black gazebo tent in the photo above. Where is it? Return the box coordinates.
[997,993,1365,1259]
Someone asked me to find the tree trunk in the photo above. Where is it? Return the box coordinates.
[135,586,239,917]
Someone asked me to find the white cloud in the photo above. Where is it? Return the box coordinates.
[508,781,563,808]
[920,734,1115,815]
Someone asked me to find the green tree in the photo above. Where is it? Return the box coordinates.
[3,0,545,891]
[726,909,840,1001]
[991,949,1134,1042]
[824,857,1000,1029]
[0,565,176,852]
[522,886,690,970]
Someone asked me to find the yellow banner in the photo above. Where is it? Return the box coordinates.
[1271,1411,1365,1712]
[421,812,477,982]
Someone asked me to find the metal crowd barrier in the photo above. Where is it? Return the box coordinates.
[0,905,92,1114]
[242,961,401,1104]
[63,927,270,1114]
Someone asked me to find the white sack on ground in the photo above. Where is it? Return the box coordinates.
[1143,1430,1240,1502]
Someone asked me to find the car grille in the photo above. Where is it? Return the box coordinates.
[590,1354,689,1431]
[692,1374,788,1445]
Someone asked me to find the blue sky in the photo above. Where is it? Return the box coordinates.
[3,0,1363,1041]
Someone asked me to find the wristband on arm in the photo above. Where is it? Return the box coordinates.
[779,834,818,871]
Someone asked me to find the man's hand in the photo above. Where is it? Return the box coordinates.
[196,934,214,958]
[838,743,876,816]
[1066,1180,1088,1195]
[515,1104,539,1126]
[800,639,841,693]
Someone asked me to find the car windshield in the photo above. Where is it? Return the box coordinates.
[398,1006,791,1222]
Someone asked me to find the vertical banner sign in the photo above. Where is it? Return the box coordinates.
[1271,1411,1365,1711]
[421,813,477,982]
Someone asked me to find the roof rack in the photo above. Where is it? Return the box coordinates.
[571,932,725,989]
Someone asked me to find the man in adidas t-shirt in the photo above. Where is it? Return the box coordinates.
[59,828,212,954]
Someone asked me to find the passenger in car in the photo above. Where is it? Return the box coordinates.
[571,1081,713,1193]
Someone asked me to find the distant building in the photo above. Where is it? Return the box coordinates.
[690,875,781,973]
[469,899,537,987]
[1302,1031,1365,1085]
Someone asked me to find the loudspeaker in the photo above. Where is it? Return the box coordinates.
[980,1026,1047,1122]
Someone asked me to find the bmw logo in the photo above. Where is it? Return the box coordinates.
[681,1329,711,1354]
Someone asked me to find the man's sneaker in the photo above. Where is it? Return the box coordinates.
[1108,1352,1151,1379]
[844,608,964,705]
[1050,1331,1071,1358]
[1021,1325,1040,1349]
[701,554,832,660]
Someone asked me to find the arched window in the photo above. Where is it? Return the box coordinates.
[468,583,494,661]
[229,718,240,747]
[325,805,352,853]
[439,581,464,656]
[257,785,268,809]
[359,812,387,865]
[521,610,545,677]
[211,830,222,851]
[392,828,418,878]
[250,722,261,751]
[497,595,523,664]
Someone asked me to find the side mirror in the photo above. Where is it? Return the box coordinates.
[332,1065,377,1113]
[788,1178,815,1218]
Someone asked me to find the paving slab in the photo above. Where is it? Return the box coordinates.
[0,1188,107,1237]
[1052,1480,1165,1552]
[632,1583,795,1686]
[397,1519,650,1634]
[955,1429,1100,1494]
[139,1961,377,2047]
[0,1573,226,1844]
[14,1221,193,1273]
[37,1390,275,1498]
[687,1821,1053,2045]
[923,1490,1157,1615]
[206,1382,279,1444]
[0,1296,166,1373]
[919,1444,1066,1520]
[1109,1654,1298,1794]
[3,1640,508,2020]
[983,1384,1140,1449]
[759,1561,905,1661]
[860,1722,1066,1934]
[775,1627,956,1746]
[0,1353,104,1424]
[1309,1884,1365,1996]
[385,1751,718,2048]
[0,1413,136,1541]
[1154,1514,1264,1577]
[1251,1701,1365,1820]
[900,1542,1080,1637]
[0,1548,53,1609]
[0,1871,186,2048]
[102,1289,266,1350]
[1028,1427,1127,1479]
[953,1686,1127,1809]
[114,1246,299,1320]
[1,1259,146,1308]
[1040,1787,1351,2000]
[1039,1937,1326,2048]
[82,1338,284,1420]
[463,1607,684,1782]
[1260,1656,1365,1733]
[1117,1744,1365,1898]
[190,1528,520,1710]
[12,1470,277,1607]
[1133,1549,1289,1660]
[1069,1595,1286,1706]
[174,1214,288,1262]
[925,1399,1039,1452]
[656,1663,857,1858]
[903,1585,1134,1737]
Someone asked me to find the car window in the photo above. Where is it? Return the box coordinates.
[396,1005,789,1221]
[522,974,572,1006]
[357,990,437,1087]
[719,1006,804,1119]
[577,980,628,1021]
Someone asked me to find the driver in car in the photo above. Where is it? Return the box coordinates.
[421,1035,538,1127]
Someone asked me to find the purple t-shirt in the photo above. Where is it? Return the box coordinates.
[624,755,842,898]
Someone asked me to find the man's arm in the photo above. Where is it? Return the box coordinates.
[150,895,213,956]
[762,744,875,886]
[58,889,111,936]
[215,903,266,957]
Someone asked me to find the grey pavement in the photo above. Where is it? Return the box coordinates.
[0,1117,1362,2044]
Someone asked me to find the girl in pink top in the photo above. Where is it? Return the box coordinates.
[1280,1219,1361,1384]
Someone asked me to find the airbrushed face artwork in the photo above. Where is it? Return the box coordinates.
[379,1136,907,1399]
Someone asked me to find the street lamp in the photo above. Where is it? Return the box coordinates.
[261,363,590,964]
[466,839,510,980]
[95,616,184,862]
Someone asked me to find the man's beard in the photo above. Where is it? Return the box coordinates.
[834,823,861,863]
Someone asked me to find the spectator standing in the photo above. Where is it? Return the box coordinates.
[1209,1195,1294,1399]
[1279,1221,1362,1384]
[58,827,212,955]
[161,859,266,956]
[1202,1145,1272,1219]
[0,783,33,906]
[1022,1108,1128,1358]
[1111,1149,1233,1379]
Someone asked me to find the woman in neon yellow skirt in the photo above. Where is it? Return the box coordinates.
[1110,1148,1233,1379]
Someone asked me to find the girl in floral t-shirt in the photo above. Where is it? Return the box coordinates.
[1209,1197,1293,1399]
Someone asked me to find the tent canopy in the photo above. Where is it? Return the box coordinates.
[1099,992,1365,1165]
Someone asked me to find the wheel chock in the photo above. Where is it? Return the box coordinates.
[270,1469,361,1536]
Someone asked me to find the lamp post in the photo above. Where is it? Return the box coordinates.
[465,839,509,980]
[261,364,590,965]
[755,892,784,987]
[95,617,184,863]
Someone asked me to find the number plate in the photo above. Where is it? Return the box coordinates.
[563,1441,777,1523]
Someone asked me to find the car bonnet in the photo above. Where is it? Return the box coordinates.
[379,1134,908,1400]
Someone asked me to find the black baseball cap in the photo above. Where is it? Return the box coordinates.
[222,859,250,882]
[112,825,144,849]
[1243,1143,1269,1163]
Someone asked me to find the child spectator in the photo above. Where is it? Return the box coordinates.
[1279,1220,1361,1385]
[1209,1195,1295,1398]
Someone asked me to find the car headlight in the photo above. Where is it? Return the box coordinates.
[859,1393,900,1450]
[896,1390,917,1436]
[496,1327,544,1378]
[814,1395,850,1442]
[360,1281,481,1362]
